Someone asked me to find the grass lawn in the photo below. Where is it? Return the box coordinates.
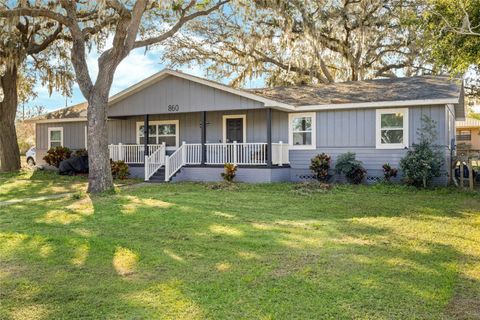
[0,172,479,319]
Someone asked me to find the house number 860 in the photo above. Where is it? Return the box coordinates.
[168,104,179,112]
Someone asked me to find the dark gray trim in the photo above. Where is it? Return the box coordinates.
[143,114,149,158]
[267,108,272,167]
[201,111,207,164]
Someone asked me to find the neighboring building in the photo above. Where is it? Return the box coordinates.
[456,117,480,151]
[30,69,465,184]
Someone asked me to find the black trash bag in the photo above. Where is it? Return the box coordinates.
[59,156,89,175]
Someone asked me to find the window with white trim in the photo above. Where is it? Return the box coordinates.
[288,113,316,149]
[376,108,409,149]
[136,120,179,150]
[48,127,63,148]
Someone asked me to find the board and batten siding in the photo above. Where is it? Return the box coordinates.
[36,122,87,150]
[35,109,288,165]
[106,109,288,144]
[289,105,451,184]
[108,75,265,117]
[36,121,87,165]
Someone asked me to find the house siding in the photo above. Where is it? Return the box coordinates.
[35,109,288,164]
[108,75,265,117]
[35,104,451,185]
[289,105,450,184]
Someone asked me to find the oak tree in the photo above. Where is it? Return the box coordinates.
[164,0,433,86]
[0,1,72,172]
[1,0,228,193]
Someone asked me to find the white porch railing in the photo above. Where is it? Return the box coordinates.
[109,143,164,164]
[205,142,270,165]
[110,142,289,182]
[184,143,202,165]
[272,141,289,166]
[144,143,166,181]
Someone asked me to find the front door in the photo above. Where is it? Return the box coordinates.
[226,118,244,143]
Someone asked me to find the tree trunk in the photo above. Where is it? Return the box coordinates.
[86,90,113,193]
[0,65,21,172]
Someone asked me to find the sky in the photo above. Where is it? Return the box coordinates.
[28,46,265,113]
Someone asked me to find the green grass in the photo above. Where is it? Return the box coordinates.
[0,172,479,319]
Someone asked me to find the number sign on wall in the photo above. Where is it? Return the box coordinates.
[167,105,179,112]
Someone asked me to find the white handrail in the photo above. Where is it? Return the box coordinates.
[144,143,166,181]
[165,144,185,181]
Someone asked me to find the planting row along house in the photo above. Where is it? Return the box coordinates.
[29,69,465,184]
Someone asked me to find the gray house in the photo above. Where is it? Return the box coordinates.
[32,69,465,184]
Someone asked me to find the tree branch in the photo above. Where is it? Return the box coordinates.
[132,0,229,49]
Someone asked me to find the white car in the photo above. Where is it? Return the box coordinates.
[26,147,36,166]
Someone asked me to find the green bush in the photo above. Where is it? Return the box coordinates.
[400,115,443,188]
[43,146,72,168]
[111,160,130,180]
[74,148,88,157]
[400,142,443,188]
[310,153,331,182]
[221,163,237,182]
[382,163,398,182]
[334,152,367,184]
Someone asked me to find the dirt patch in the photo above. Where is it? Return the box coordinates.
[445,278,480,319]
[271,252,320,278]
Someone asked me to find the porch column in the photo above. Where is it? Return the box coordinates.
[201,111,207,165]
[143,114,149,162]
[266,108,272,167]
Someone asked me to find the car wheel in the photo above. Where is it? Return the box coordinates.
[27,158,35,166]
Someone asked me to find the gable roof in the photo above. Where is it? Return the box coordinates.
[28,71,465,123]
[27,102,87,122]
[108,69,295,110]
[249,76,462,107]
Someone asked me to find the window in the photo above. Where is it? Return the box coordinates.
[457,130,472,141]
[288,113,316,149]
[136,120,179,150]
[48,127,63,148]
[376,108,408,149]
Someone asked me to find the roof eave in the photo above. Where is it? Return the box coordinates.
[29,117,87,124]
[295,98,460,111]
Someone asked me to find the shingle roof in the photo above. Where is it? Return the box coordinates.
[28,102,87,121]
[248,76,462,106]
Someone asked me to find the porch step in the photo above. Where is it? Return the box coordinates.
[148,168,166,183]
[147,167,181,183]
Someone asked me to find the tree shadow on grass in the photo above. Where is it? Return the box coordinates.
[0,183,479,319]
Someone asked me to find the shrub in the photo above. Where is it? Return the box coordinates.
[74,148,88,157]
[43,146,72,167]
[111,160,130,180]
[334,152,367,184]
[221,163,237,182]
[400,115,443,188]
[310,153,331,182]
[382,163,398,182]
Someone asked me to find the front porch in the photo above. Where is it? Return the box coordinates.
[107,103,291,182]
[108,141,290,181]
